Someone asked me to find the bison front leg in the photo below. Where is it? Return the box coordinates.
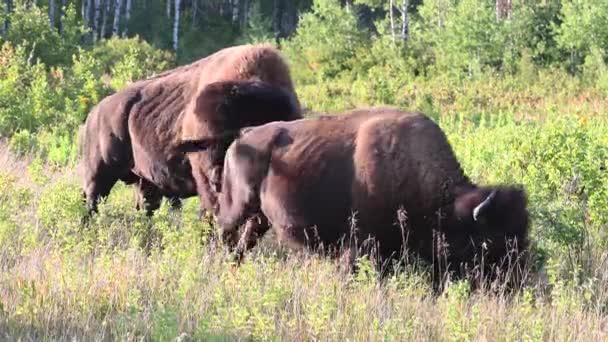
[82,169,119,220]
[218,213,271,266]
[134,179,163,217]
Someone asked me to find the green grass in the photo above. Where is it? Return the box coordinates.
[0,93,607,340]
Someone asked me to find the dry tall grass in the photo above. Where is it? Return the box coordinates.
[1,140,608,341]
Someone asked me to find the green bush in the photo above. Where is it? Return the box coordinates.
[4,3,85,67]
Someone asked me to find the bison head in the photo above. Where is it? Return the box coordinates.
[177,79,301,211]
[442,184,530,282]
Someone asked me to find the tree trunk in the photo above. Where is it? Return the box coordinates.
[166,0,171,19]
[58,0,66,34]
[239,0,249,30]
[101,0,110,39]
[389,0,395,43]
[401,0,408,40]
[2,0,10,38]
[281,0,297,37]
[93,0,102,41]
[272,0,283,39]
[173,0,181,52]
[496,0,512,20]
[112,0,122,37]
[232,0,239,24]
[191,0,198,28]
[49,0,55,28]
[85,0,93,29]
[122,0,131,37]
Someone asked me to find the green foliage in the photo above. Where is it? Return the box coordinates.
[36,179,88,248]
[556,0,608,68]
[283,0,368,82]
[0,0,608,339]
[89,36,174,90]
[4,3,85,67]
[415,0,503,77]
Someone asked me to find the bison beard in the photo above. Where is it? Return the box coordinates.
[79,44,302,219]
[215,107,530,290]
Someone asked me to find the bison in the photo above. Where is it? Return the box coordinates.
[80,43,302,218]
[211,107,530,287]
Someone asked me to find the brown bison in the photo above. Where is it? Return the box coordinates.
[80,44,302,218]
[212,107,530,286]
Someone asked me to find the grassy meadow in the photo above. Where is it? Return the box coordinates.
[1,0,608,340]
[1,79,607,340]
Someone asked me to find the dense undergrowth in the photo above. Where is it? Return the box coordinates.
[1,0,608,340]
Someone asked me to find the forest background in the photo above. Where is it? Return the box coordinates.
[1,0,608,340]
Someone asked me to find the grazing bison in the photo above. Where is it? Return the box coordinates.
[80,43,302,218]
[213,107,530,286]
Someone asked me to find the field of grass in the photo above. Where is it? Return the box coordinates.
[1,78,607,340]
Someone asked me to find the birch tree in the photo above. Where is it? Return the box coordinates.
[58,0,66,34]
[389,0,395,43]
[401,0,408,40]
[232,0,239,24]
[166,0,171,19]
[112,0,122,36]
[192,0,198,27]
[93,0,102,41]
[101,0,110,38]
[84,0,93,29]
[173,0,181,52]
[122,0,131,37]
[2,0,10,38]
[496,0,512,20]
[272,0,283,39]
[240,0,249,29]
[49,0,55,28]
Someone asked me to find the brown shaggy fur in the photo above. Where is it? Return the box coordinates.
[215,107,530,287]
[80,44,302,217]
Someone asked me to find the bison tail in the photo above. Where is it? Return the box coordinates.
[76,123,86,158]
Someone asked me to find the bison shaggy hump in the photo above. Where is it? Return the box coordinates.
[80,43,302,218]
[215,107,530,289]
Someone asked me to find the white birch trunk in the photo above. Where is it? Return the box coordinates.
[122,0,131,37]
[173,0,181,52]
[49,0,55,28]
[85,0,93,29]
[112,0,122,37]
[58,0,66,34]
[389,0,395,43]
[496,0,512,20]
[240,0,249,29]
[192,0,198,28]
[101,0,110,38]
[2,0,9,38]
[401,0,408,40]
[232,0,239,24]
[93,0,102,41]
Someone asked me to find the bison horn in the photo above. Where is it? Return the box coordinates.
[472,190,497,221]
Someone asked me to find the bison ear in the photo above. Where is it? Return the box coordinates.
[177,139,213,153]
